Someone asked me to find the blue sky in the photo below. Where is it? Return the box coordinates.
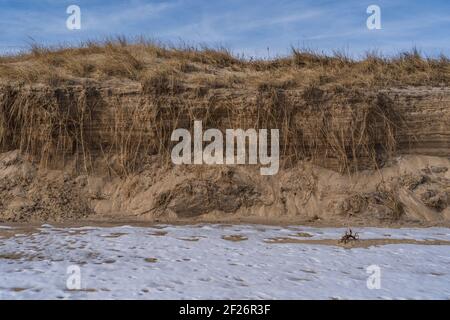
[1,0,450,58]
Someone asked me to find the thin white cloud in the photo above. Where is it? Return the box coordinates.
[227,9,324,31]
[161,7,324,43]
[83,1,180,31]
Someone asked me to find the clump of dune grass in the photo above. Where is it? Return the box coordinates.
[1,38,448,88]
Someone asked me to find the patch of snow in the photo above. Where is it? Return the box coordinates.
[0,224,449,299]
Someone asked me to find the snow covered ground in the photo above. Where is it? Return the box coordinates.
[1,224,449,299]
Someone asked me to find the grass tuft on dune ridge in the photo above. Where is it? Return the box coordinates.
[0,37,449,89]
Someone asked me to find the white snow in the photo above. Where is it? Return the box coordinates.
[0,224,449,299]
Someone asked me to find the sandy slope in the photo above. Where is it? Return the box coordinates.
[0,150,449,226]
